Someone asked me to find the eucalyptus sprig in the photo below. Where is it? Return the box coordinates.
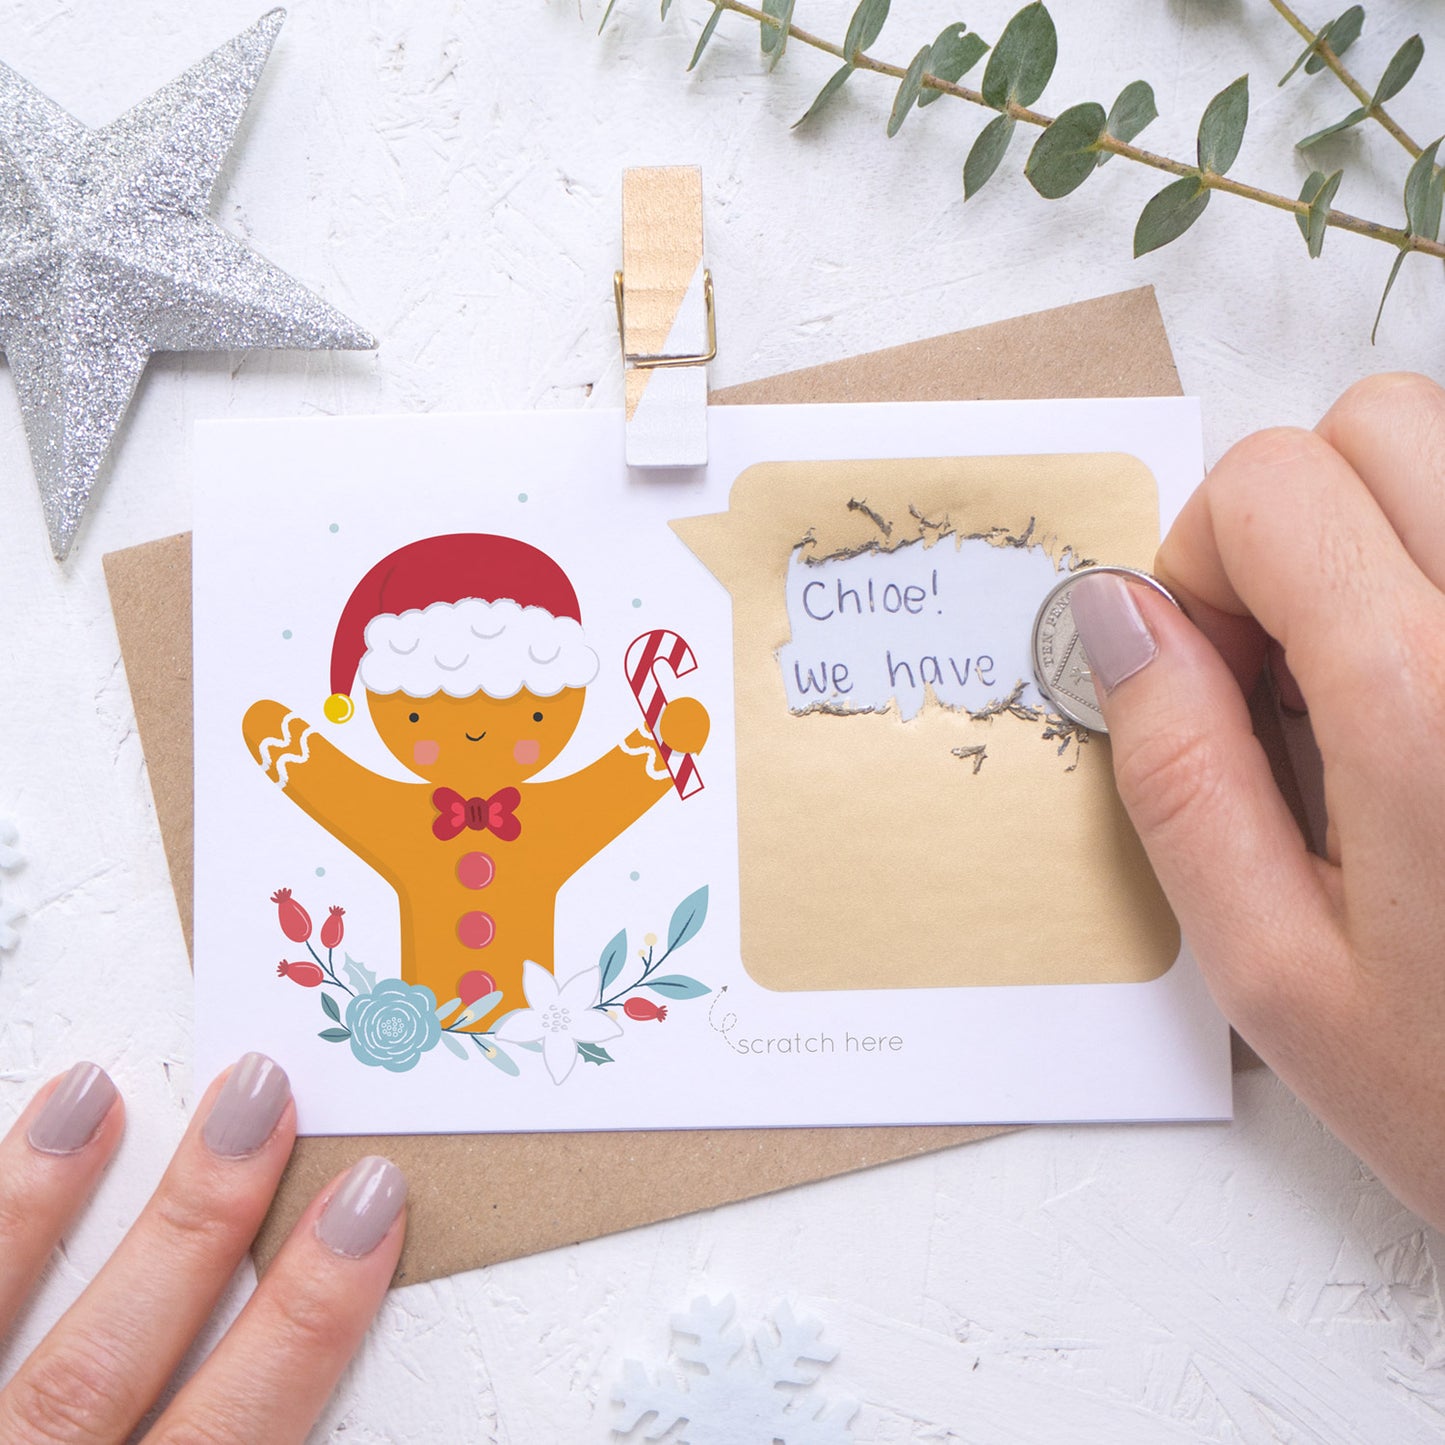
[607,0,1445,338]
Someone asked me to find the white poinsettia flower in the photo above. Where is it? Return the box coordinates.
[494,960,622,1085]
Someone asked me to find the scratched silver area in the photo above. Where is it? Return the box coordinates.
[1030,566,1180,734]
[0,9,374,559]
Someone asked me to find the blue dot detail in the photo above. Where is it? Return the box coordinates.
[629,870,640,882]
[632,598,642,608]
[282,629,293,640]
[315,866,326,877]
[329,523,340,534]
[518,492,529,503]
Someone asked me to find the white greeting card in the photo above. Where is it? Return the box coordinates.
[192,399,1232,1135]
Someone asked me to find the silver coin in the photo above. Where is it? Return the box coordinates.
[1030,566,1181,734]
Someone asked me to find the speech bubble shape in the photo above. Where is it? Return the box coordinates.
[672,453,1180,992]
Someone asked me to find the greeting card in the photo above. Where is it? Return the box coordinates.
[192,398,1232,1135]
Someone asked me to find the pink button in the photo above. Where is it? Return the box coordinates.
[456,851,495,889]
[457,911,495,949]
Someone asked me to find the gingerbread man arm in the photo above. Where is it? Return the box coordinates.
[242,700,409,868]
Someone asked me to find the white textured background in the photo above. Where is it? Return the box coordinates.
[1,0,1443,1439]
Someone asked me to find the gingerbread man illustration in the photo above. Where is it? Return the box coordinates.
[242,533,709,1028]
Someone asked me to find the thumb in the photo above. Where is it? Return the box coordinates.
[1069,571,1334,1018]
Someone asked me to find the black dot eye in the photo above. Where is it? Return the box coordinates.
[408,712,420,723]
[532,711,544,722]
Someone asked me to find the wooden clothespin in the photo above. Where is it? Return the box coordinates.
[615,166,714,468]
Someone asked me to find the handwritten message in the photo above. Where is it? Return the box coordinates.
[777,535,1060,720]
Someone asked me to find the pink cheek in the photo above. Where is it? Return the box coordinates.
[413,739,441,766]
[513,739,540,765]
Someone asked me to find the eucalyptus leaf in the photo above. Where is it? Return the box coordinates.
[1308,5,1364,70]
[981,2,1057,111]
[888,45,930,137]
[918,24,988,107]
[661,0,676,17]
[1371,249,1407,343]
[963,113,1016,197]
[435,996,463,1020]
[1374,34,1424,107]
[598,0,620,35]
[599,929,628,993]
[1197,75,1248,175]
[795,64,854,128]
[1133,175,1210,256]
[441,1032,470,1060]
[1098,79,1157,162]
[687,3,724,71]
[1298,105,1368,149]
[1295,168,1343,257]
[1403,137,1443,241]
[321,991,341,1023]
[761,0,795,63]
[667,885,710,951]
[318,1026,351,1043]
[1025,101,1106,198]
[843,0,890,63]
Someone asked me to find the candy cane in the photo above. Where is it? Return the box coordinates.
[626,629,704,800]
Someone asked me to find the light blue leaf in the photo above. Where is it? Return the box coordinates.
[667,885,710,951]
[760,0,795,63]
[441,1032,470,1060]
[843,0,889,62]
[647,974,711,998]
[435,996,463,1020]
[477,1038,522,1075]
[453,991,504,1029]
[342,954,377,994]
[318,1026,351,1042]
[599,929,629,993]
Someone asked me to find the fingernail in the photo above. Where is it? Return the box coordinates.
[1071,572,1159,694]
[28,1062,118,1156]
[316,1156,407,1259]
[203,1052,291,1159]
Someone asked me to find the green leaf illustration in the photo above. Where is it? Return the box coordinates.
[843,0,890,63]
[1296,168,1344,257]
[577,1041,616,1065]
[1025,101,1106,198]
[646,974,712,998]
[667,885,710,951]
[599,929,629,992]
[321,991,341,1023]
[963,113,1015,197]
[1298,104,1368,149]
[1099,79,1157,160]
[981,2,1056,111]
[888,45,930,137]
[1374,34,1423,106]
[1197,75,1248,175]
[687,4,724,71]
[342,954,377,994]
[441,1032,470,1060]
[1134,175,1211,256]
[318,1026,351,1043]
[918,24,988,108]
[794,63,854,128]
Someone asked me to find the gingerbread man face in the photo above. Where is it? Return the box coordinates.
[368,686,586,791]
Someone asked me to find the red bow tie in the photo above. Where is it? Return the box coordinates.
[431,786,522,843]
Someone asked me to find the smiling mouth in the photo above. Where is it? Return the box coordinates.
[465,731,487,742]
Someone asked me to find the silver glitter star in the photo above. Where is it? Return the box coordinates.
[0,9,374,559]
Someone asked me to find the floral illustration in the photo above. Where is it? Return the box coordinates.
[266,883,712,1084]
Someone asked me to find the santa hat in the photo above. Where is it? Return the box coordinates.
[323,534,599,722]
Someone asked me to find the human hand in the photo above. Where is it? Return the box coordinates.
[1071,372,1445,1230]
[0,1056,406,1441]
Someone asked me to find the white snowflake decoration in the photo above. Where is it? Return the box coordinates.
[0,818,23,951]
[612,1296,857,1445]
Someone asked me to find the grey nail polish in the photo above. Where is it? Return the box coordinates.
[316,1156,407,1259]
[28,1062,118,1156]
[1070,571,1159,694]
[202,1052,291,1158]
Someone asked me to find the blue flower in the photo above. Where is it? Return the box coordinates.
[344,978,441,1072]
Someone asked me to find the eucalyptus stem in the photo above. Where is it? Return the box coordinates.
[699,0,1445,262]
[1267,0,1423,158]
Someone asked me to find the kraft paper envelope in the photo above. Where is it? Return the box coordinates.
[108,285,1245,1285]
